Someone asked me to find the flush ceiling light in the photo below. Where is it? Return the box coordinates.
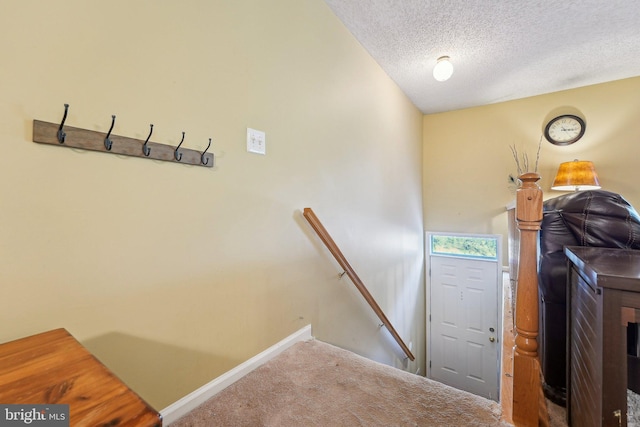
[433,56,453,82]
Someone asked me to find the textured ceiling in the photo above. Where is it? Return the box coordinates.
[323,0,640,114]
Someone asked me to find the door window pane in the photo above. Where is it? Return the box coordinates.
[430,234,498,260]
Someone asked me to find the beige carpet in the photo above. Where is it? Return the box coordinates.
[546,399,566,427]
[171,339,511,426]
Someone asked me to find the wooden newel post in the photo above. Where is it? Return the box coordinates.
[512,172,543,426]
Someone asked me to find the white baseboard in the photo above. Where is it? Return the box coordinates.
[161,324,313,425]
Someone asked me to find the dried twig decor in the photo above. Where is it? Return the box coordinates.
[510,136,543,175]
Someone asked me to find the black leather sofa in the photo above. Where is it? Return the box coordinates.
[538,190,640,405]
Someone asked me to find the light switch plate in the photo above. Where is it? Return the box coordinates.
[247,128,266,155]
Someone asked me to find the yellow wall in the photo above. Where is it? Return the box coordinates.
[423,77,640,265]
[0,1,424,408]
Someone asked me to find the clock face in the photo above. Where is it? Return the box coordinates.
[544,115,586,145]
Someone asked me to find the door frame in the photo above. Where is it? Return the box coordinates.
[425,231,503,398]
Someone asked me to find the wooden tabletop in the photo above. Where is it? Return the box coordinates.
[0,328,161,427]
[565,246,640,292]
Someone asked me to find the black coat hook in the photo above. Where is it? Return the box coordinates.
[143,124,153,157]
[104,115,116,151]
[57,103,69,144]
[174,131,185,161]
[201,138,212,165]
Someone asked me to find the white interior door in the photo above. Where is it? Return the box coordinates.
[427,233,501,402]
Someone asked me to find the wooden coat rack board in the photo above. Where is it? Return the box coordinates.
[32,104,214,168]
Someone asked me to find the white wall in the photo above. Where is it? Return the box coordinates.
[0,0,424,408]
[423,77,640,266]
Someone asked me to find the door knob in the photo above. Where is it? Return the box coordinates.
[489,337,495,343]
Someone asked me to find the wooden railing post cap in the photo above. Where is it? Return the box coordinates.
[517,172,541,187]
[516,172,542,223]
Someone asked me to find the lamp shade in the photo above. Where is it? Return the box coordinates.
[551,160,601,191]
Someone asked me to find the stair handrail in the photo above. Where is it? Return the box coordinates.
[303,207,415,361]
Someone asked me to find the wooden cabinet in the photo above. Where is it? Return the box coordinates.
[565,247,640,427]
[0,328,161,427]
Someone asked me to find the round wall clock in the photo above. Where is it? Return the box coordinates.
[544,114,586,145]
